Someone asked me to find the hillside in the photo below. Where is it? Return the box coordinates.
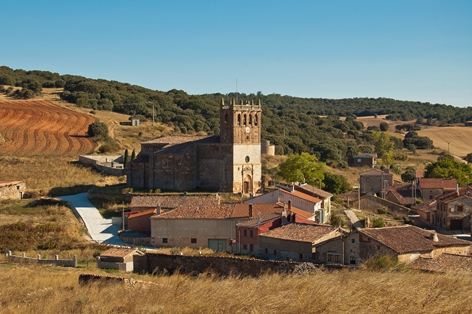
[419,126,472,157]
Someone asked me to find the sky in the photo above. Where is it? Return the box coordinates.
[1,1,471,107]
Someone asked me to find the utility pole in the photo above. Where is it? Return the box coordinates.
[152,103,155,127]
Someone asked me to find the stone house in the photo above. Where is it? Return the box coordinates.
[417,178,457,202]
[314,225,471,266]
[385,183,416,206]
[411,200,437,224]
[348,153,378,168]
[359,169,393,197]
[127,99,263,194]
[435,186,472,231]
[257,223,342,262]
[0,181,26,200]
[150,203,287,252]
[244,184,328,223]
[97,247,144,272]
[235,203,315,255]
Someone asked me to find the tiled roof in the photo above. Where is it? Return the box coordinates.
[411,200,437,213]
[360,170,392,177]
[259,223,338,243]
[410,254,472,273]
[353,153,377,158]
[128,209,157,219]
[143,135,213,144]
[278,188,322,204]
[0,181,23,187]
[236,213,281,228]
[141,136,219,155]
[436,187,472,202]
[129,195,220,209]
[100,247,142,258]
[418,178,457,190]
[232,203,285,218]
[152,204,236,219]
[294,184,333,199]
[386,184,416,205]
[358,225,470,254]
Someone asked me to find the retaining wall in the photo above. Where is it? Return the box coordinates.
[353,195,409,217]
[5,250,77,267]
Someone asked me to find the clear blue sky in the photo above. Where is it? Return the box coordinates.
[2,1,471,107]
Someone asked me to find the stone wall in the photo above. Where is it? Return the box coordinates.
[119,232,152,247]
[134,253,303,277]
[0,182,26,200]
[353,195,409,217]
[5,250,77,267]
[97,260,133,272]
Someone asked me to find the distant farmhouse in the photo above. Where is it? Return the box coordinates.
[127,99,265,194]
[0,181,26,200]
[348,153,377,168]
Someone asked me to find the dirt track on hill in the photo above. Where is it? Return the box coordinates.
[0,100,96,156]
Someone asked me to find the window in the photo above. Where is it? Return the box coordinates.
[237,114,241,125]
[299,253,303,260]
[250,230,254,238]
[327,253,341,263]
[249,244,253,252]
[243,114,247,125]
[244,229,247,237]
[191,238,197,244]
[458,205,464,212]
[249,115,252,125]
[16,186,20,190]
[351,238,355,244]
[243,244,247,250]
[350,256,357,265]
[162,238,168,243]
[274,250,277,256]
[245,156,250,163]
[224,114,228,124]
[265,248,268,254]
[254,114,258,126]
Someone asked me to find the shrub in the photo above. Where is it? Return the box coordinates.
[330,212,345,227]
[362,254,406,271]
[87,121,108,138]
[98,144,114,153]
[372,217,385,228]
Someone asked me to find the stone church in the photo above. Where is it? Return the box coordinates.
[126,99,262,194]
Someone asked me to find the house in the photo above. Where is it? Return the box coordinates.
[385,183,416,206]
[294,184,333,216]
[411,200,437,224]
[465,121,472,127]
[243,184,328,223]
[97,247,144,272]
[257,223,342,262]
[435,186,472,231]
[149,203,286,252]
[359,169,393,197]
[127,99,263,194]
[130,117,140,126]
[127,209,156,232]
[348,153,378,168]
[235,202,315,255]
[314,225,471,266]
[0,181,26,200]
[418,178,457,202]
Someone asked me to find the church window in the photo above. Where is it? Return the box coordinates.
[245,156,250,163]
[237,114,241,125]
[254,114,258,126]
[243,114,247,125]
[224,114,229,124]
[249,114,252,125]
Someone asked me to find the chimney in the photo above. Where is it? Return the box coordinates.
[157,205,161,215]
[256,213,261,226]
[383,168,390,174]
[249,204,253,217]
[282,207,288,226]
[288,200,292,210]
[456,183,459,196]
[429,232,439,242]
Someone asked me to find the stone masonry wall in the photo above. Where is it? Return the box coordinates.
[5,250,77,267]
[353,195,409,217]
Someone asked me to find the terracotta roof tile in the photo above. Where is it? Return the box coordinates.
[358,225,470,254]
[128,209,157,219]
[418,178,457,190]
[232,203,285,218]
[152,204,236,219]
[294,184,333,199]
[411,200,437,213]
[259,223,338,243]
[360,169,392,177]
[100,247,141,258]
[0,181,23,187]
[410,254,472,273]
[278,189,322,204]
[130,195,220,209]
[236,213,282,228]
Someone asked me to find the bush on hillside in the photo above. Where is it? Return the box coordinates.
[87,122,108,138]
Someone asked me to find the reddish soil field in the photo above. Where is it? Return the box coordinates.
[0,100,96,156]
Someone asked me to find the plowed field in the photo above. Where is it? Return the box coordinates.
[0,100,96,156]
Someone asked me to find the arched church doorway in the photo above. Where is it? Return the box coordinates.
[243,174,252,194]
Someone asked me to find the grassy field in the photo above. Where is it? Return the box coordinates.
[0,262,471,313]
[419,126,472,157]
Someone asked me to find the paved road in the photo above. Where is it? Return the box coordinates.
[344,209,364,229]
[60,193,126,246]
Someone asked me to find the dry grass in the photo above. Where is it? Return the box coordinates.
[419,126,472,157]
[0,263,471,313]
[0,155,123,195]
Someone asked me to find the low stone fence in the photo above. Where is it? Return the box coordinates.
[5,250,77,267]
[96,259,133,272]
[353,195,410,217]
[134,253,313,277]
[119,231,152,247]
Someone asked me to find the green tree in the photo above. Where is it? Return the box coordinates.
[379,122,389,132]
[323,172,352,194]
[465,153,472,163]
[425,155,472,186]
[123,149,129,168]
[87,121,108,138]
[131,149,136,160]
[401,166,417,182]
[277,152,326,186]
[372,131,394,157]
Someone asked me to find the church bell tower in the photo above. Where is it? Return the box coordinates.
[220,98,262,194]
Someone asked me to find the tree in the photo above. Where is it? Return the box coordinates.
[401,166,417,182]
[323,172,352,194]
[465,153,472,163]
[379,122,389,132]
[87,121,108,138]
[123,149,129,168]
[425,155,472,186]
[131,149,136,160]
[277,152,326,186]
[372,131,394,157]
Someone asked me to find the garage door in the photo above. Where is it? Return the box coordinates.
[208,239,227,252]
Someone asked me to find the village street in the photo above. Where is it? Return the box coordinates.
[60,193,126,246]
